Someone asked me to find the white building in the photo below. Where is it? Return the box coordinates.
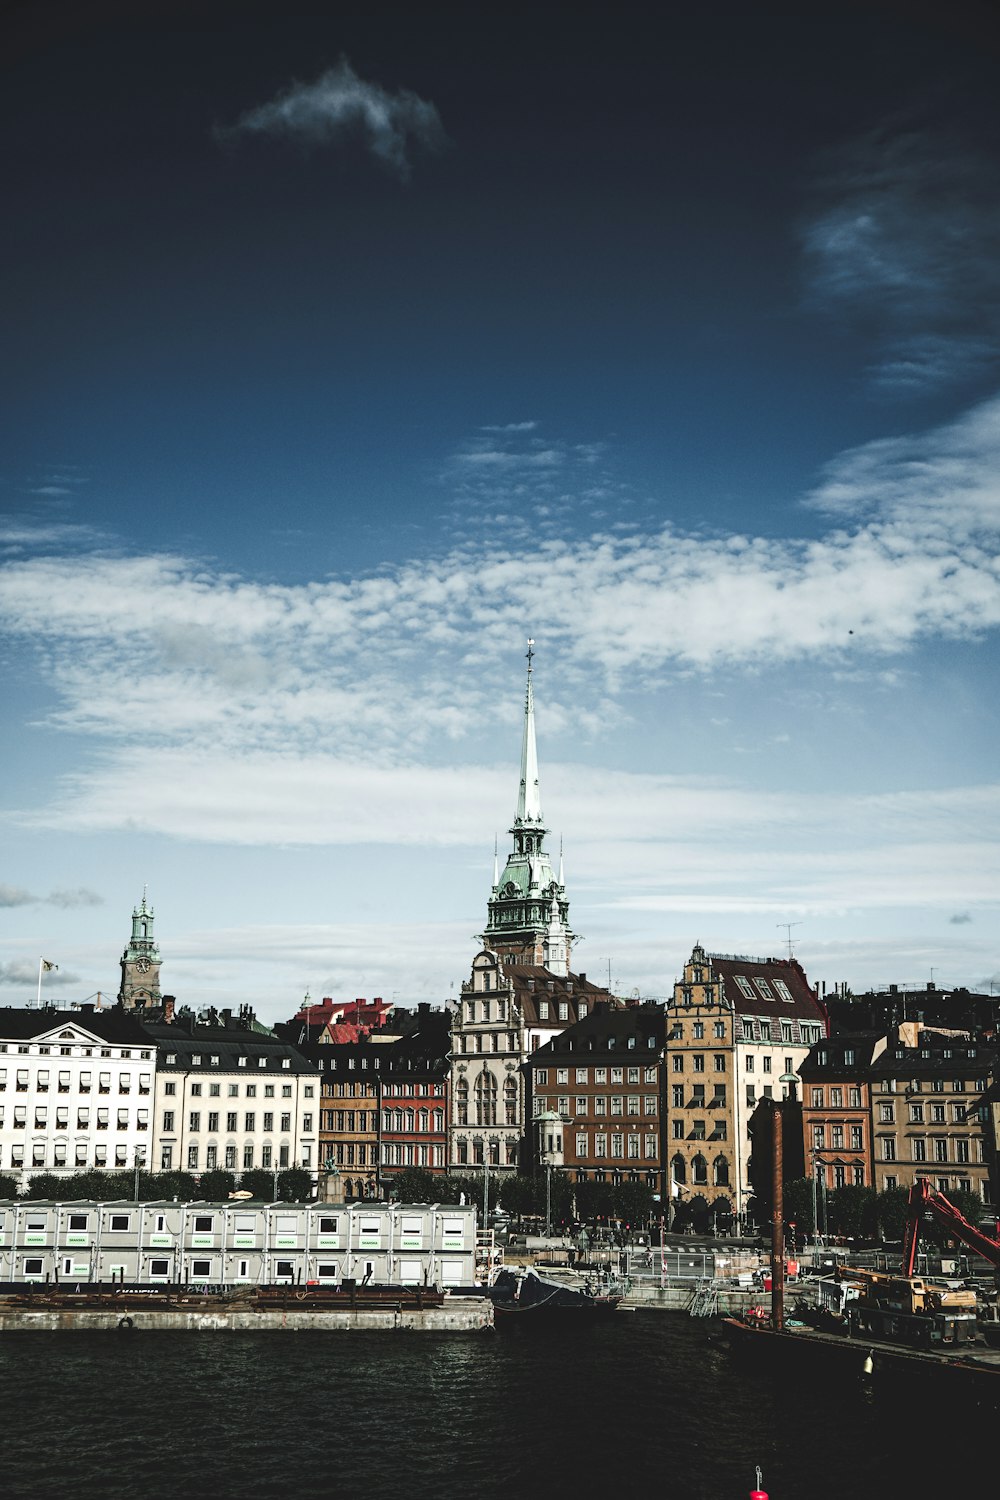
[0,1006,156,1182]
[144,1019,319,1176]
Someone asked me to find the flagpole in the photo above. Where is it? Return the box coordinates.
[37,956,43,1010]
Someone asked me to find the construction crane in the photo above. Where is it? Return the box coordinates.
[901,1178,1000,1276]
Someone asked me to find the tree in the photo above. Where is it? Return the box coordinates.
[23,1173,63,1201]
[0,1173,18,1199]
[276,1168,313,1202]
[196,1169,237,1201]
[495,1174,539,1222]
[141,1170,198,1202]
[828,1185,877,1240]
[575,1178,615,1223]
[239,1169,278,1200]
[611,1179,654,1231]
[873,1186,910,1242]
[783,1177,816,1237]
[390,1168,441,1203]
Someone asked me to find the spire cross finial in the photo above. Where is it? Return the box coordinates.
[526,637,534,674]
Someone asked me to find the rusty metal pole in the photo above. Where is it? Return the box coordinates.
[770,1100,784,1332]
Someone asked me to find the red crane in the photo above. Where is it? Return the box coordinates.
[901,1178,1000,1277]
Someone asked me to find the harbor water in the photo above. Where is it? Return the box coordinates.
[1,1313,995,1498]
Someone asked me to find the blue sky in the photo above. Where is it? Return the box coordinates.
[2,0,999,1020]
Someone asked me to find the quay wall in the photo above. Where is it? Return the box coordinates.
[0,1297,494,1333]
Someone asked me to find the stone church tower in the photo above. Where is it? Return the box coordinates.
[117,889,162,1009]
[480,642,574,973]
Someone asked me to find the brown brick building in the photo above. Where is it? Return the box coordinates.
[522,999,666,1197]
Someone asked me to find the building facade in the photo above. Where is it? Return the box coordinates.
[867,1023,994,1202]
[0,1006,156,1182]
[523,1000,666,1197]
[145,1018,319,1177]
[451,953,613,1173]
[664,945,827,1231]
[799,1033,885,1190]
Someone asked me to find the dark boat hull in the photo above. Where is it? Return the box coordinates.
[489,1269,620,1315]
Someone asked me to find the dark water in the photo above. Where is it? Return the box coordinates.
[1,1315,995,1499]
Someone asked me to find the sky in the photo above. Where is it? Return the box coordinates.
[2,0,999,1022]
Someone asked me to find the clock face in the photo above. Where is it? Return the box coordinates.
[135,957,150,974]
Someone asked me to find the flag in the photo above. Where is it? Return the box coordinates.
[41,959,58,972]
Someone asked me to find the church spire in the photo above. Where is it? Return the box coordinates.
[516,638,542,826]
[479,642,575,968]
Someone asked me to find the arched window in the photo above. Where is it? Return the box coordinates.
[418,1109,429,1133]
[405,1108,415,1133]
[713,1154,729,1187]
[456,1078,468,1126]
[671,1153,686,1185]
[432,1109,444,1132]
[692,1153,708,1185]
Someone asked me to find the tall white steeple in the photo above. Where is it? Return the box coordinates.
[480,641,575,968]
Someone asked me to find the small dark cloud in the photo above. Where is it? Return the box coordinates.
[0,960,78,987]
[48,887,104,909]
[949,911,972,924]
[0,884,38,907]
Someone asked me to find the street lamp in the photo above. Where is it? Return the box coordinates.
[133,1148,146,1203]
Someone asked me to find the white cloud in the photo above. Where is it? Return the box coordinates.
[219,57,446,179]
[0,400,998,774]
[0,884,37,907]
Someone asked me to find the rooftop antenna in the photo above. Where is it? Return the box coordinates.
[777,922,801,959]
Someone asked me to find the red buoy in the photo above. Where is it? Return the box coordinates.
[750,1463,769,1499]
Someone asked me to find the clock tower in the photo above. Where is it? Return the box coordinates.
[117,889,163,1009]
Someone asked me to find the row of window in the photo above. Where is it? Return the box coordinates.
[458,1033,518,1055]
[2,1071,151,1093]
[671,1084,726,1105]
[0,1045,151,1059]
[670,1152,729,1187]
[2,1107,147,1130]
[0,1144,138,1168]
[810,1086,864,1107]
[164,1081,305,1099]
[876,1077,986,1094]
[321,1111,378,1132]
[672,1119,727,1140]
[165,1143,299,1171]
[380,1110,446,1133]
[538,1095,659,1117]
[813,1124,866,1150]
[877,1099,987,1121]
[453,1140,519,1167]
[537,1066,658,1085]
[875,1102,975,1125]
[163,1053,294,1070]
[878,1137,981,1163]
[880,1174,986,1199]
[164,1111,303,1134]
[573,1133,659,1160]
[380,1144,446,1167]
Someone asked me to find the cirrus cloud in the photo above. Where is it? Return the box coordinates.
[218,57,447,179]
